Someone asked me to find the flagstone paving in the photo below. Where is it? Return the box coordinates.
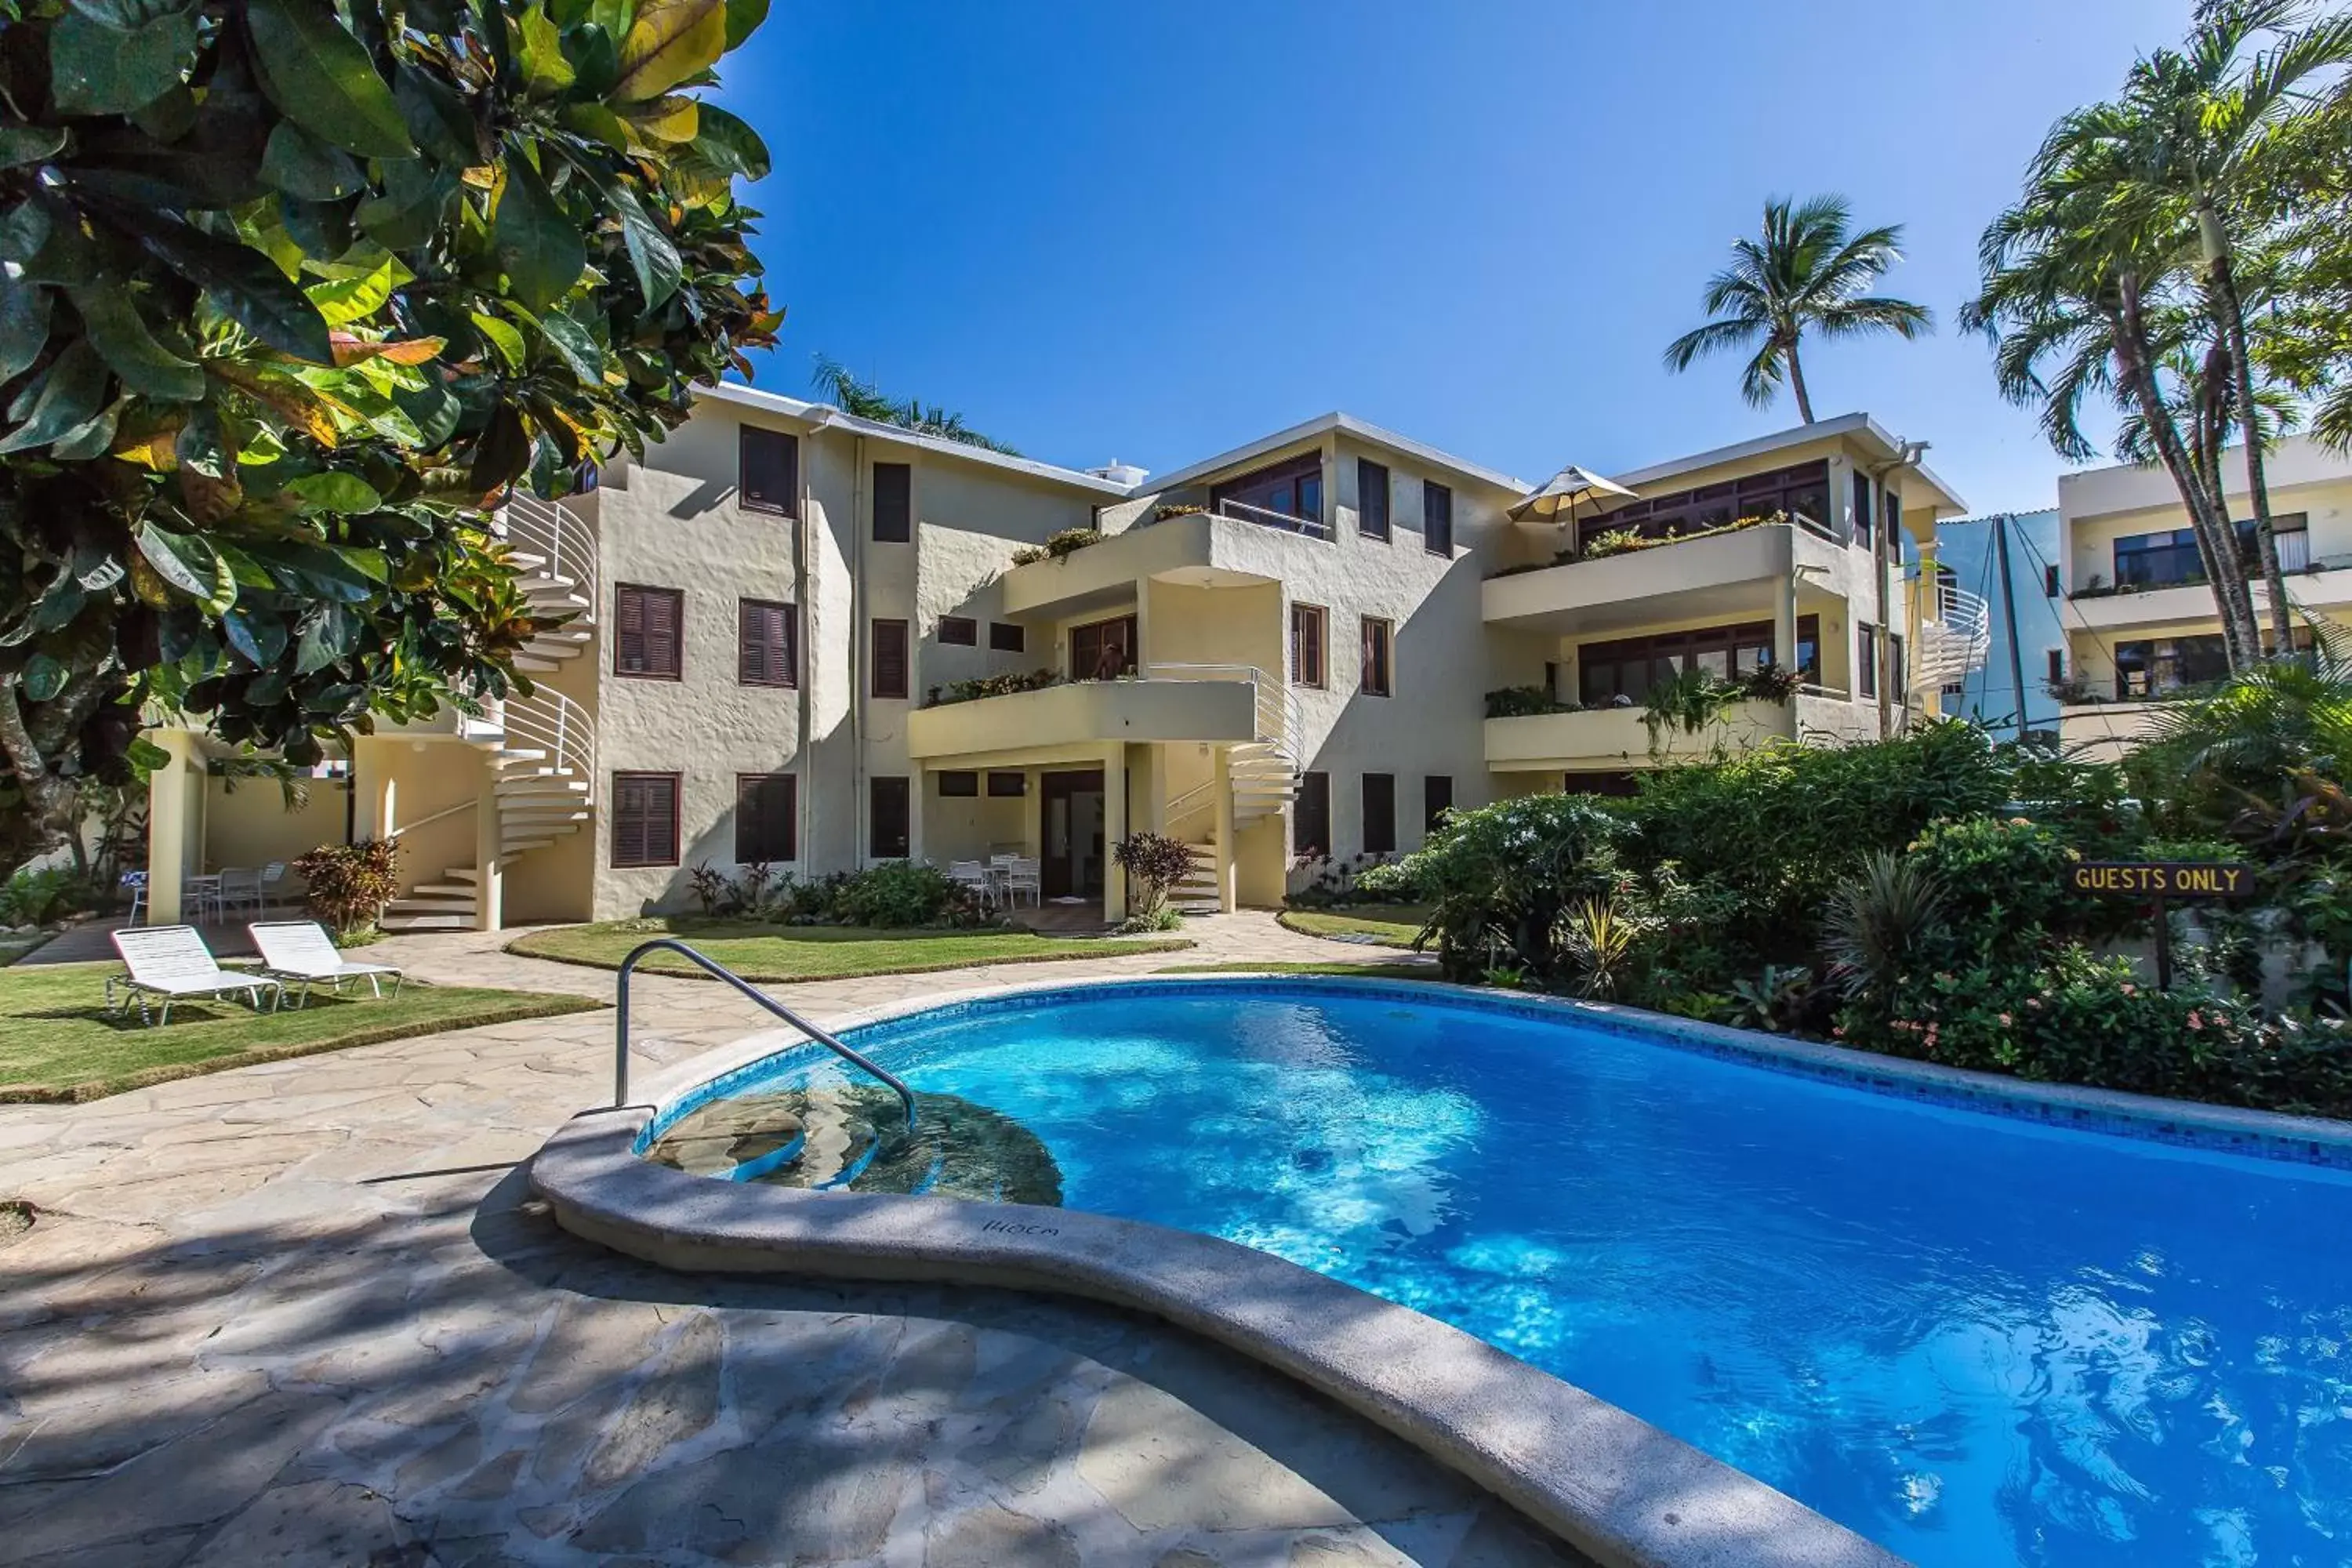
[0,914,1580,1566]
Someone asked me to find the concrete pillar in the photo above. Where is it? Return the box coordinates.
[144,730,199,925]
[1146,745,1170,837]
[1101,742,1128,923]
[473,765,503,932]
[1212,745,1237,913]
[1774,571,1800,688]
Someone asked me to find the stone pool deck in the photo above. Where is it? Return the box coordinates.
[0,914,1592,1566]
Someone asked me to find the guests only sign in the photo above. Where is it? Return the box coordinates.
[2067,860,2256,988]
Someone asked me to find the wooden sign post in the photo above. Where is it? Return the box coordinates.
[2066,862,2258,990]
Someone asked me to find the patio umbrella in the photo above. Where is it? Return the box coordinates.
[1508,464,1638,532]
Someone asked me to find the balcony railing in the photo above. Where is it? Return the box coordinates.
[1212,496,1330,540]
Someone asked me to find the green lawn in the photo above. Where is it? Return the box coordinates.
[0,962,602,1103]
[1156,960,1445,981]
[1277,905,1433,948]
[507,916,1192,982]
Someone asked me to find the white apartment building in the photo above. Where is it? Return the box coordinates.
[137,387,1973,931]
[2053,434,2352,757]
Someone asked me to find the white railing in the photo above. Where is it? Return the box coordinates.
[1210,497,1331,540]
[495,683,597,787]
[1147,662,1301,764]
[384,797,477,839]
[499,492,599,617]
[1913,582,1992,688]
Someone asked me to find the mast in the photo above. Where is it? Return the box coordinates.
[1993,513,2031,742]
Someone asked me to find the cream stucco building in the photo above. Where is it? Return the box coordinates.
[140,388,1975,930]
[2053,435,2352,759]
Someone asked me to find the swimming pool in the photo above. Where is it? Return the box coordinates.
[643,979,2352,1568]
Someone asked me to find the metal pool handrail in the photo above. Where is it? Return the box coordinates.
[612,938,917,1131]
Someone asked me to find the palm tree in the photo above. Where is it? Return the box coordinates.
[1661,195,1933,422]
[808,354,1021,455]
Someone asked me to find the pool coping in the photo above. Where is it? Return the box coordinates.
[532,971,2352,1568]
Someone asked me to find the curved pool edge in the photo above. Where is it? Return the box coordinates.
[532,1105,1901,1568]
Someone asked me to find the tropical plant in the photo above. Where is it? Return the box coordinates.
[1661,194,1933,422]
[293,839,401,938]
[0,0,782,880]
[1640,667,1746,754]
[1384,793,1626,980]
[1483,684,1581,718]
[1112,832,1197,917]
[808,353,1018,455]
[1555,897,1643,1000]
[1727,964,1815,1034]
[1009,527,1102,567]
[1822,850,1948,997]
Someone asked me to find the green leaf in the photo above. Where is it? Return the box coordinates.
[492,155,586,310]
[0,128,66,172]
[518,4,578,93]
[221,608,288,669]
[0,202,51,265]
[262,121,365,201]
[557,100,634,151]
[305,257,398,327]
[103,204,334,364]
[293,602,358,673]
[284,471,384,513]
[532,308,604,383]
[20,654,68,702]
[604,179,682,308]
[612,0,724,101]
[0,272,50,384]
[395,64,478,164]
[467,310,526,372]
[0,340,106,455]
[722,0,767,49]
[243,0,416,161]
[67,0,192,27]
[71,287,206,401]
[688,103,769,180]
[49,8,197,115]
[133,523,238,613]
[51,398,123,460]
[126,735,172,774]
[353,162,456,251]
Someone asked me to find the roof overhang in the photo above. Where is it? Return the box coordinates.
[1612,413,1969,517]
[1145,412,1531,496]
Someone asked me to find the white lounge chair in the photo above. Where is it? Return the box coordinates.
[107,926,282,1026]
[249,922,405,1007]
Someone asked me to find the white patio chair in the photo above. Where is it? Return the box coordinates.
[107,925,281,1026]
[249,922,405,1007]
[118,870,147,927]
[216,866,263,921]
[946,860,995,909]
[1002,857,1042,908]
[253,862,290,913]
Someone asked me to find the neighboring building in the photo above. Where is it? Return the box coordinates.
[1933,509,2063,742]
[2053,436,2352,758]
[137,393,1972,931]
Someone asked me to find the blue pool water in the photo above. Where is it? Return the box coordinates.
[680,982,2352,1567]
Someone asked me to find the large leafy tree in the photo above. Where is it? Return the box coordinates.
[1661,194,1933,423]
[0,0,782,877]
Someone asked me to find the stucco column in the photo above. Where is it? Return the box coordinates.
[1101,742,1127,923]
[1212,745,1237,913]
[473,765,503,932]
[1774,572,1799,688]
[143,730,199,925]
[1914,539,1940,720]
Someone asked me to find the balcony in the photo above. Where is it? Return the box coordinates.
[999,506,1333,619]
[1483,521,1874,634]
[1483,690,1883,770]
[907,674,1260,761]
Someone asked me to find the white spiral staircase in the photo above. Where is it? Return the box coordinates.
[1912,579,1993,694]
[379,497,599,932]
[1152,664,1304,914]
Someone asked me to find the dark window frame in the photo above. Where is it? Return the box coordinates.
[938,770,980,797]
[612,771,681,868]
[733,772,797,863]
[1210,451,1327,537]
[614,583,684,681]
[1069,613,1138,680]
[1361,772,1396,855]
[871,618,910,699]
[1290,602,1327,688]
[1423,775,1453,835]
[1577,617,1813,706]
[1580,459,1831,551]
[739,425,799,517]
[869,775,912,858]
[872,460,913,543]
[1357,458,1391,541]
[737,597,798,688]
[986,771,1026,797]
[2044,563,2062,597]
[938,615,977,647]
[1422,480,1454,556]
[989,621,1025,653]
[1294,771,1332,860]
[2046,648,2065,684]
[1857,622,1879,699]
[1359,615,1393,697]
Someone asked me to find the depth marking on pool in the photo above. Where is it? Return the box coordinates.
[979,1218,1060,1237]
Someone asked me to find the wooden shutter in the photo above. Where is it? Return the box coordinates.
[1360,618,1391,696]
[739,600,796,686]
[612,773,680,866]
[1291,604,1324,688]
[616,586,681,677]
[740,426,798,516]
[872,619,909,699]
[1362,774,1396,855]
[869,776,910,858]
[735,774,796,862]
[1422,481,1454,555]
[873,463,912,543]
[1423,775,1453,834]
[1294,771,1331,859]
[938,616,976,646]
[1358,459,1390,539]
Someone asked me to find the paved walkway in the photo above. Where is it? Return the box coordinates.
[0,914,1578,1567]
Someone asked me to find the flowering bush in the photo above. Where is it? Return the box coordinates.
[293,840,402,939]
[1378,794,1626,980]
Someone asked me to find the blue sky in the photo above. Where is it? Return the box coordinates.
[717,1,2194,515]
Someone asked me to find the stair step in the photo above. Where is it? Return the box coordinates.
[410,880,480,897]
[379,913,472,931]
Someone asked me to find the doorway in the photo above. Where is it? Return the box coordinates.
[1040,769,1105,900]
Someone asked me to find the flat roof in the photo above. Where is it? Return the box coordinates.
[1145,411,1533,495]
[1612,413,1969,515]
[697,380,1136,498]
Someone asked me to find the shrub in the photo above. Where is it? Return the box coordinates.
[293,840,403,939]
[0,866,97,927]
[1485,685,1582,719]
[926,670,1058,707]
[1009,528,1105,567]
[833,862,982,928]
[1822,850,1947,997]
[1113,833,1197,916]
[1904,815,2082,964]
[1384,794,1626,979]
[1116,904,1185,934]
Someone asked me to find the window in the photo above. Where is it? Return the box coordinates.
[734,773,796,863]
[938,771,979,797]
[1577,618,1810,705]
[2115,513,2312,586]
[938,615,977,646]
[1070,613,1136,680]
[1857,622,1878,699]
[1942,680,1965,699]
[1889,633,1907,701]
[612,772,680,867]
[1881,487,1901,550]
[2046,648,2065,684]
[1357,459,1391,540]
[869,776,910,858]
[871,619,909,699]
[1423,775,1453,834]
[738,599,797,687]
[1580,459,1829,551]
[614,584,682,679]
[2114,635,2230,699]
[989,621,1025,653]
[1422,481,1454,555]
[1294,771,1331,859]
[2044,563,2062,597]
[1361,773,1396,855]
[1290,603,1327,688]
[1851,470,1873,548]
[1359,616,1393,697]
[1211,452,1325,535]
[872,461,912,543]
[739,426,797,516]
[987,771,1026,797]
